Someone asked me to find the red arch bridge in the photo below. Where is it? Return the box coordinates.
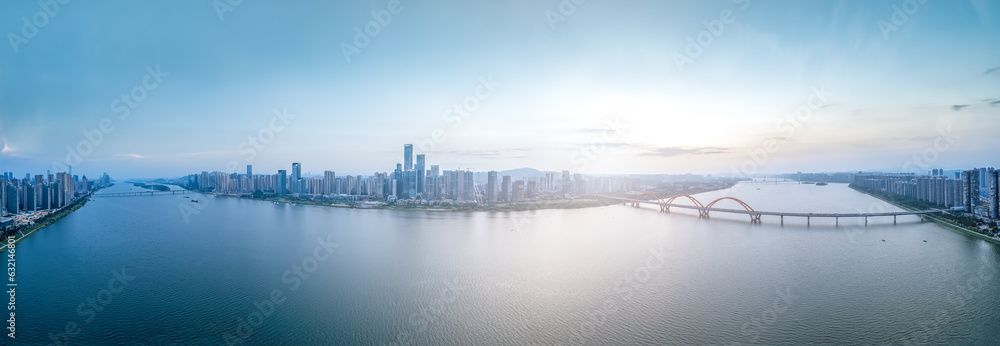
[612,193,944,225]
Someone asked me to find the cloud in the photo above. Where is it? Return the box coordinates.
[638,146,733,157]
[985,67,1000,75]
[951,105,970,111]
[987,99,1000,107]
[0,136,13,154]
[119,153,144,159]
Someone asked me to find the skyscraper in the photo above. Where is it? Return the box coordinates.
[415,154,425,197]
[487,171,497,203]
[989,169,999,219]
[963,169,980,213]
[501,175,511,202]
[324,171,336,195]
[278,170,288,194]
[292,163,302,194]
[404,144,413,171]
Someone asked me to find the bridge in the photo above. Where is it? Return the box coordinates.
[92,190,195,197]
[612,192,944,226]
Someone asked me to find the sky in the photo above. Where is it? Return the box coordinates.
[0,0,998,179]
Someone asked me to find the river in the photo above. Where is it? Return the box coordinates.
[5,182,999,344]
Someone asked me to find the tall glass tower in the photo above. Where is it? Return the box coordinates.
[404,144,413,171]
[292,163,302,194]
[415,154,425,197]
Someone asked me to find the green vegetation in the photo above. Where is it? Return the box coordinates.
[849,184,999,242]
[133,182,170,191]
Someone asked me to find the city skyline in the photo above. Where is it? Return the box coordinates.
[1,1,998,178]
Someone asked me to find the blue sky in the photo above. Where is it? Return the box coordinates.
[1,0,998,179]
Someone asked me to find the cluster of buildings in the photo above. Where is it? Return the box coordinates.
[853,167,1000,220]
[187,144,640,203]
[1,170,112,232]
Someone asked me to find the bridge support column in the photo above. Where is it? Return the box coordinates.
[865,216,868,226]
[780,215,783,226]
[836,217,838,226]
[894,215,896,225]
[807,216,810,227]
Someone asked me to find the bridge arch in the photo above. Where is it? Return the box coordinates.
[631,192,667,210]
[665,194,705,208]
[703,197,759,222]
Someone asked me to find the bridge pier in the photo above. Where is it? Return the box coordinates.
[807,216,810,227]
[865,216,868,226]
[836,216,838,227]
[780,215,783,226]
[894,215,896,225]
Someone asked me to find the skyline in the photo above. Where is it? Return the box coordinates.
[2,0,1000,178]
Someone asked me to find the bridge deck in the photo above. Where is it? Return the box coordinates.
[610,197,942,218]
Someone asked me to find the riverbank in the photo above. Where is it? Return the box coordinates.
[849,185,1000,245]
[201,184,738,213]
[1,191,95,252]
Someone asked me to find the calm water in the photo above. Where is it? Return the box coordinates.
[6,182,1000,345]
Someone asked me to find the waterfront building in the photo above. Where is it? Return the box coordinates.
[964,169,980,213]
[404,144,413,171]
[501,175,511,202]
[416,154,425,197]
[487,171,497,203]
[277,170,288,194]
[291,163,302,194]
[989,169,999,219]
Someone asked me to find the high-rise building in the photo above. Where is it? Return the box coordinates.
[430,165,440,177]
[4,182,17,215]
[963,169,980,213]
[291,163,302,194]
[415,154,425,197]
[463,171,475,201]
[487,171,497,203]
[562,170,572,195]
[324,171,336,195]
[246,165,254,191]
[501,175,511,202]
[404,144,413,171]
[989,169,999,219]
[277,170,288,194]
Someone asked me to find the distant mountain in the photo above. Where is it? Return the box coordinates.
[497,167,553,179]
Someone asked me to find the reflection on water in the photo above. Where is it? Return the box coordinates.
[7,182,999,344]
